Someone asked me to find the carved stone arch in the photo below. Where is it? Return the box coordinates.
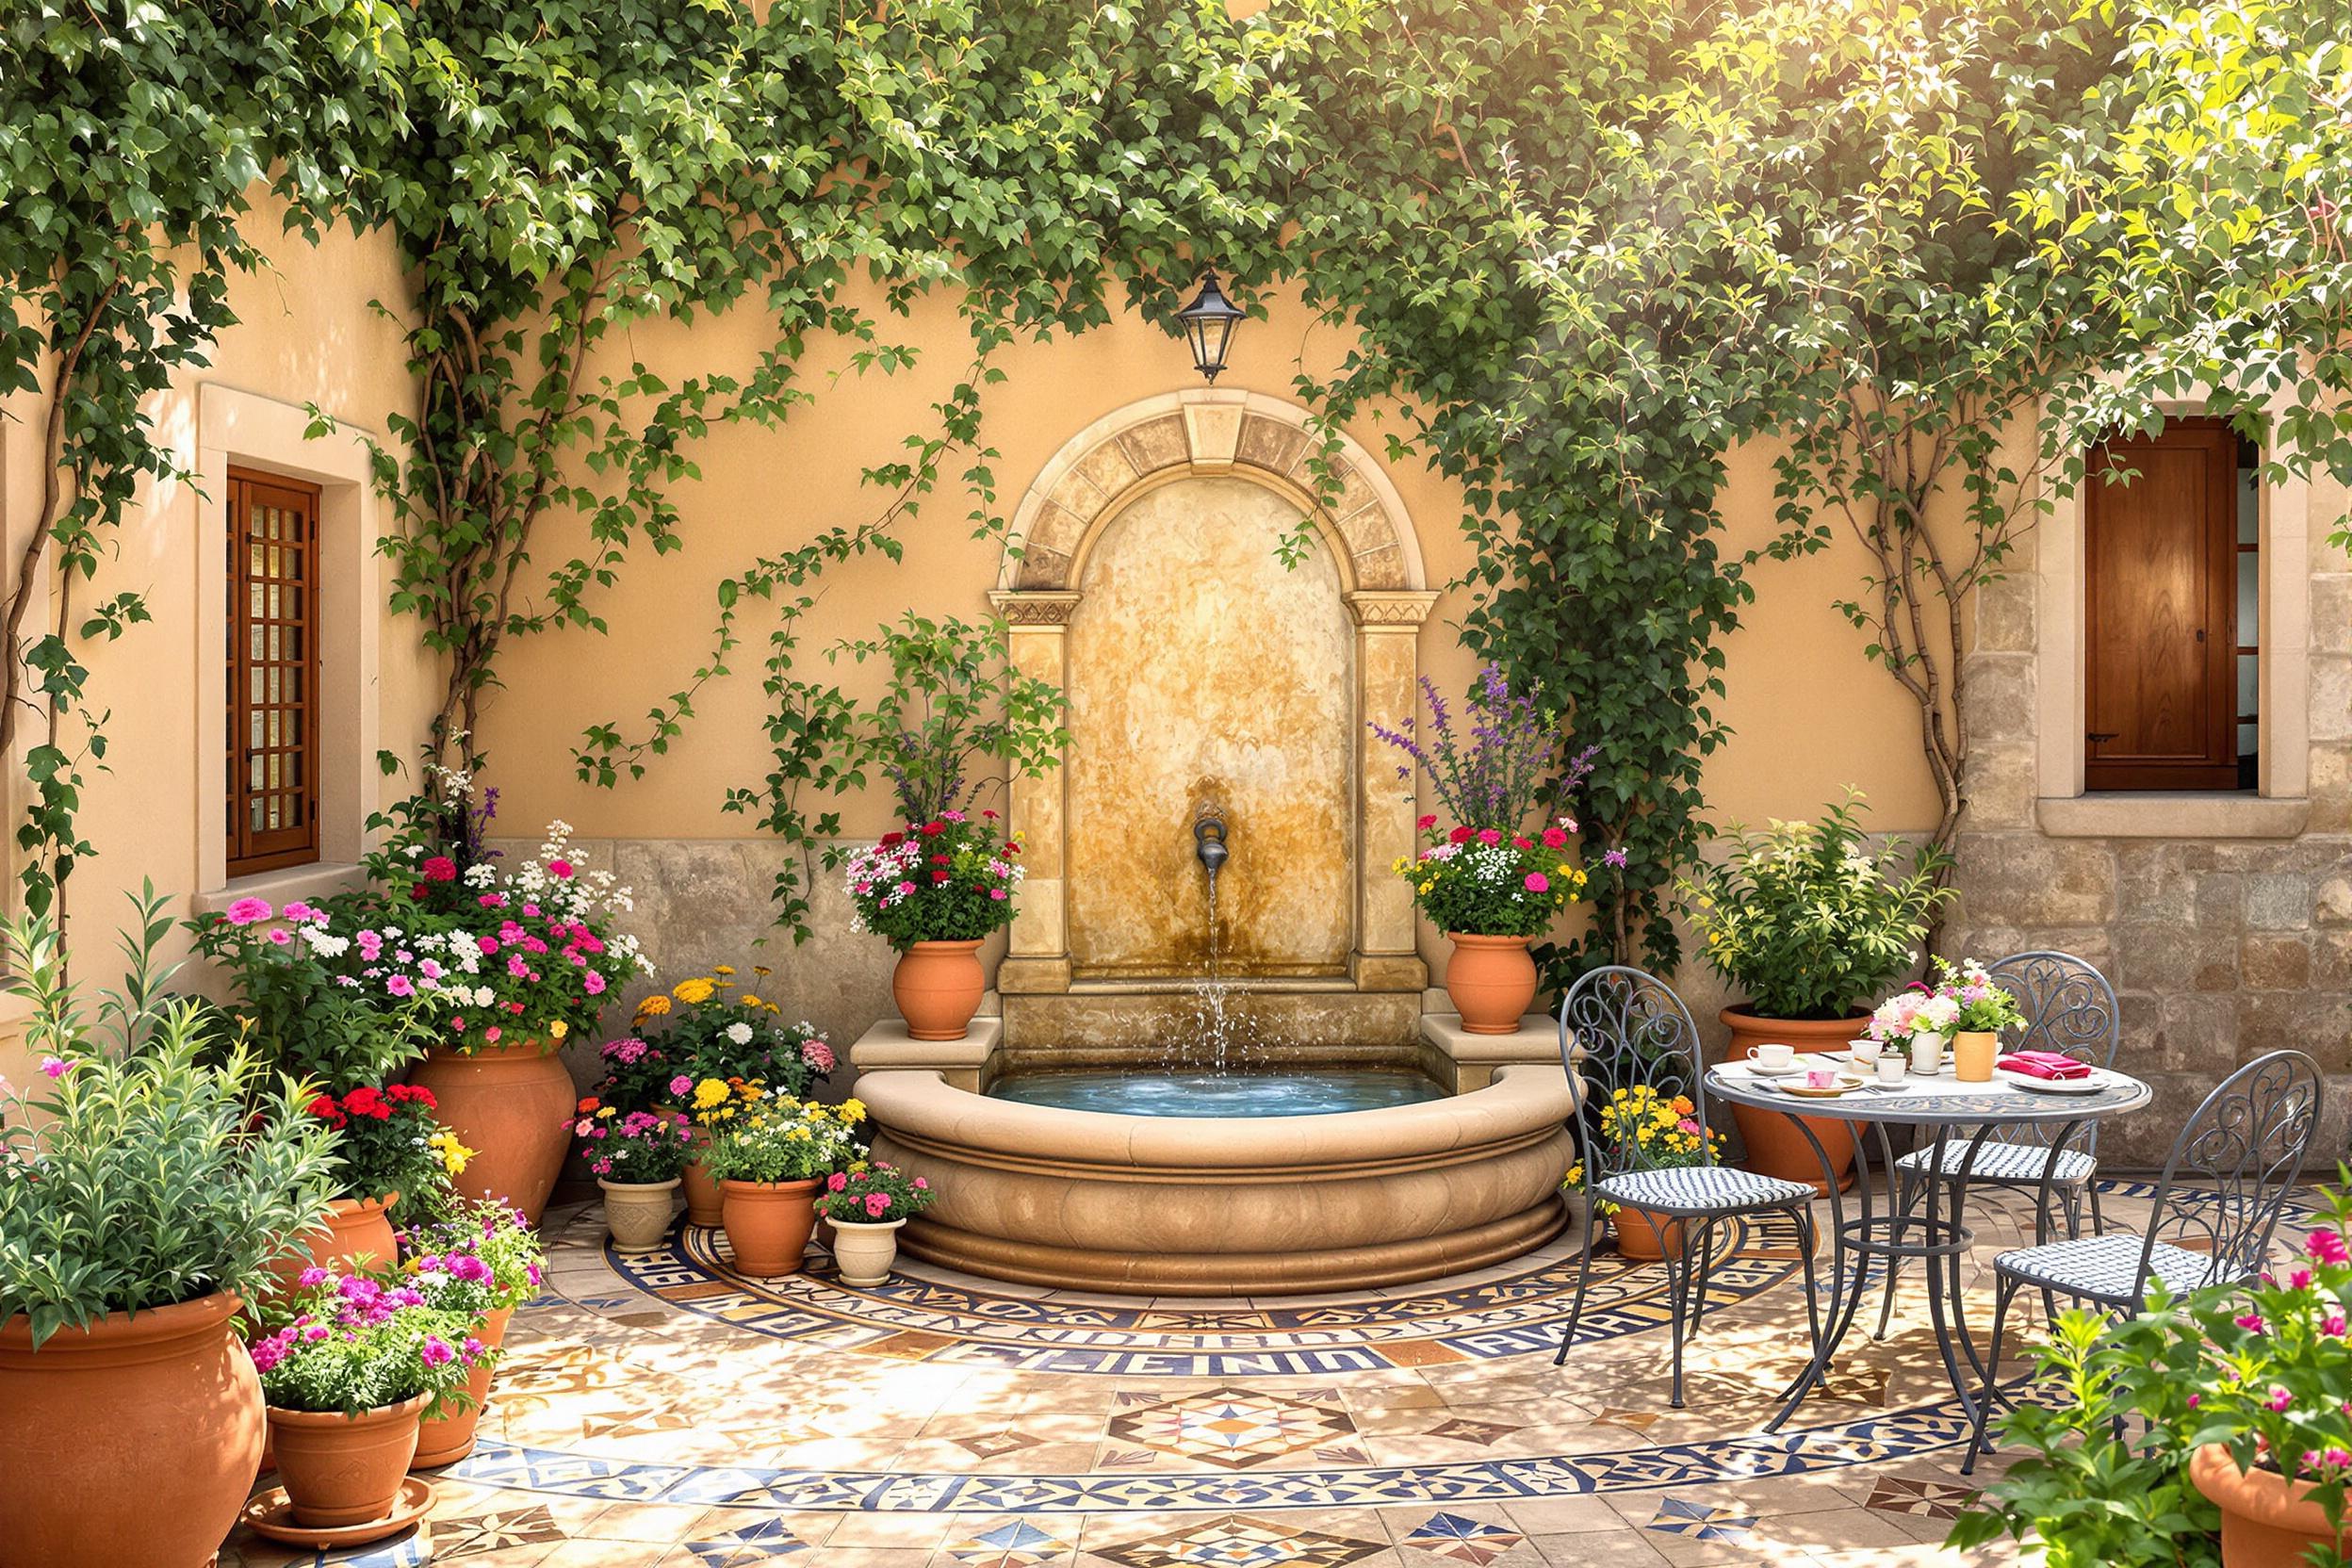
[995,389,1426,594]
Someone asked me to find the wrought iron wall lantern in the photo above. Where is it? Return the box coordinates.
[1176,266,1246,384]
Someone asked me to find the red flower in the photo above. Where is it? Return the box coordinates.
[421,856,458,883]
[1001,842,1020,856]
[1511,835,1533,850]
[386,1084,436,1109]
[931,869,952,883]
[930,854,951,865]
[342,1086,392,1120]
[1447,825,1475,844]
[1540,825,1570,849]
[920,821,944,837]
[306,1093,344,1125]
[1416,814,1438,831]
[879,832,904,849]
[577,1096,600,1114]
[981,809,999,820]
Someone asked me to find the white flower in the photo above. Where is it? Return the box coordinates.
[725,1021,754,1045]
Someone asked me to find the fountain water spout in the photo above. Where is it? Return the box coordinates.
[1193,807,1229,880]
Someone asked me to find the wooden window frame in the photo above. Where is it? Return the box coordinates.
[226,468,323,875]
[2082,419,2245,792]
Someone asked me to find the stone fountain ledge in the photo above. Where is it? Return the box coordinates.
[845,1013,1582,1296]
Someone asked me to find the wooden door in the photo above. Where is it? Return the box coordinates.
[2083,421,2239,790]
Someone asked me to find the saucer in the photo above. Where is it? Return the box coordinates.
[1771,1074,1869,1099]
[1743,1054,1841,1077]
[241,1476,434,1548]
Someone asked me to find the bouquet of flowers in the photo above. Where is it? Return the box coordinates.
[842,810,1022,946]
[572,1103,694,1184]
[1930,956,2026,1034]
[815,1161,935,1225]
[1394,817,1588,938]
[701,1098,865,1185]
[248,1267,485,1418]
[305,1083,468,1205]
[1866,987,1961,1050]
[1561,1085,1721,1216]
[399,1200,544,1322]
[633,966,835,1102]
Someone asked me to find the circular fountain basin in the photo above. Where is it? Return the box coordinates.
[854,1035,1580,1296]
[988,1068,1446,1118]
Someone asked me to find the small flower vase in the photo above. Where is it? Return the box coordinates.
[828,1218,907,1286]
[1953,1029,1999,1083]
[1907,1031,1948,1076]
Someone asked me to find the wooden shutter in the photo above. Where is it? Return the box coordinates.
[227,470,322,874]
[2083,421,2240,791]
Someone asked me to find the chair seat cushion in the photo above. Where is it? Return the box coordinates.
[1995,1233,2228,1301]
[1895,1141,2096,1185]
[1594,1165,1815,1216]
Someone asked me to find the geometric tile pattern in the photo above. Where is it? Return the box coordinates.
[1863,1475,1980,1519]
[426,1502,570,1559]
[1095,1513,1385,1567]
[1107,1386,1359,1469]
[1644,1496,1757,1542]
[1400,1511,1527,1564]
[678,1519,811,1563]
[943,1519,1068,1566]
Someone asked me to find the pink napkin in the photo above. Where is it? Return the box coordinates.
[1998,1051,2090,1081]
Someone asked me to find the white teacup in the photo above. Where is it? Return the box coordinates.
[1755,1042,1796,1071]
[1876,1056,1908,1086]
[1909,1033,1947,1075]
[1849,1037,1883,1066]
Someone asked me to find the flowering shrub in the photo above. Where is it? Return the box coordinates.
[583,1033,694,1117]
[306,1082,464,1204]
[632,965,834,1101]
[400,1200,544,1320]
[1677,791,1953,1020]
[1561,1086,1721,1216]
[701,1098,865,1184]
[573,1102,694,1184]
[1394,818,1587,938]
[1370,664,1592,831]
[189,898,445,1086]
[816,1161,935,1225]
[1952,1180,2352,1564]
[248,1267,484,1418]
[843,810,1022,946]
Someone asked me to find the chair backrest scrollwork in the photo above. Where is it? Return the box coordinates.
[1559,966,1709,1189]
[2140,1050,2325,1292]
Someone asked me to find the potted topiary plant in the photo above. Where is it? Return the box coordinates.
[399,1201,544,1469]
[1677,791,1952,1191]
[703,1098,863,1277]
[1372,665,1597,1031]
[816,1159,937,1285]
[574,1101,694,1251]
[0,909,339,1568]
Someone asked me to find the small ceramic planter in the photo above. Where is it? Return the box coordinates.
[828,1218,907,1286]
[720,1178,822,1276]
[1610,1206,1685,1262]
[1444,933,1536,1034]
[1952,1028,1999,1083]
[600,1177,681,1252]
[268,1394,428,1527]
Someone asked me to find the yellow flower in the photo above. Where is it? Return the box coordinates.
[549,1019,569,1040]
[673,977,717,1005]
[839,1098,867,1124]
[713,964,735,976]
[693,1077,731,1110]
[634,994,671,1018]
[428,1130,475,1177]
[753,965,772,979]
[739,993,763,1009]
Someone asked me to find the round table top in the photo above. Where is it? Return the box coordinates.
[1705,1055,2153,1126]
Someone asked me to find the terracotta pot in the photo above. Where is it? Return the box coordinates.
[1445,933,1538,1035]
[601,1177,680,1252]
[0,1293,264,1568]
[409,1040,575,1224]
[268,1395,426,1528]
[720,1178,822,1276]
[2190,1443,2350,1567]
[264,1194,400,1300]
[829,1217,906,1286]
[682,1133,726,1227]
[1720,1008,1866,1196]
[1953,1028,1999,1084]
[413,1303,513,1469]
[893,939,986,1041]
[1610,1206,1686,1262]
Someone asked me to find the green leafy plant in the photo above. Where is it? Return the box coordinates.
[0,918,338,1347]
[188,899,438,1088]
[1677,792,1954,1021]
[302,1084,460,1206]
[630,969,834,1102]
[700,1099,862,1186]
[816,1161,936,1226]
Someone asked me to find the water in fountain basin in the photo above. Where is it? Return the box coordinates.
[989,1068,1444,1118]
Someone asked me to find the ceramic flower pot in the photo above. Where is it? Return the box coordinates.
[893,939,986,1041]
[2190,1443,2351,1567]
[0,1293,265,1568]
[1720,1008,1865,1196]
[410,1040,575,1224]
[720,1178,822,1277]
[1445,933,1537,1035]
[682,1143,726,1227]
[412,1304,513,1469]
[1610,1206,1685,1262]
[600,1177,680,1252]
[829,1218,906,1286]
[268,1395,427,1528]
[264,1194,400,1300]
[1952,1028,2000,1084]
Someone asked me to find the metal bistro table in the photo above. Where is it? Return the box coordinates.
[1705,1057,2153,1435]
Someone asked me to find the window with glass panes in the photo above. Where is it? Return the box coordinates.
[227,470,321,874]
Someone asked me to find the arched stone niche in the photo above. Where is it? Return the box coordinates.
[990,389,1437,1025]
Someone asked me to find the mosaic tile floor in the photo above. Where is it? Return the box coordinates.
[217,1179,2263,1567]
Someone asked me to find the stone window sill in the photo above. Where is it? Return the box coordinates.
[2035,794,2310,841]
[192,860,365,916]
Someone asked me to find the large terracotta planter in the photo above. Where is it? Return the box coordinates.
[410,1040,574,1224]
[682,1130,726,1227]
[2190,1443,2350,1567]
[265,1194,400,1299]
[268,1395,426,1527]
[1720,1008,1865,1195]
[720,1178,822,1276]
[412,1303,513,1469]
[0,1292,263,1568]
[601,1177,680,1252]
[1610,1206,1686,1262]
[893,939,986,1041]
[829,1217,906,1286]
[1445,933,1538,1035]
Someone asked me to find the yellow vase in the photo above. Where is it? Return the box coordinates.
[1954,1029,1999,1083]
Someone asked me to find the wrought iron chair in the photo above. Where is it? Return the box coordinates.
[1553,965,1824,1409]
[1876,950,2120,1338]
[1962,1049,2325,1473]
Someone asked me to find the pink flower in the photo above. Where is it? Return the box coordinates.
[1524,873,1550,893]
[37,1054,71,1079]
[669,1074,693,1097]
[282,901,319,923]
[484,1026,502,1044]
[863,1191,890,1218]
[827,1172,849,1192]
[2325,1313,2347,1337]
[2292,1267,2314,1290]
[2307,1230,2349,1266]
[584,972,607,995]
[1416,814,1438,831]
[912,1176,928,1190]
[989,888,1008,900]
[549,858,575,879]
[224,896,273,925]
[2268,1386,2294,1413]
[297,1266,328,1288]
[2235,1311,2267,1334]
[420,1336,455,1367]
[1540,825,1569,849]
[1477,828,1503,845]
[478,936,499,956]
[266,927,293,946]
[803,1040,836,1072]
[421,856,458,883]
[386,974,416,998]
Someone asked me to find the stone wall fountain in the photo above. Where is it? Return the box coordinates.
[847,389,1579,1294]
